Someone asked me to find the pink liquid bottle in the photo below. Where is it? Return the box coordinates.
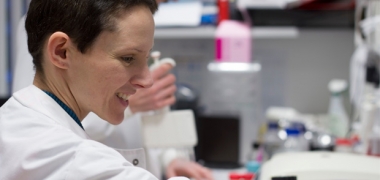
[215,20,252,63]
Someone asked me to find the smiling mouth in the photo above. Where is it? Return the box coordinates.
[116,92,130,102]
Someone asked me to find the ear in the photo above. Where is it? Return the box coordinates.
[46,32,72,69]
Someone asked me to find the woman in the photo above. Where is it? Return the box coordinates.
[0,0,162,179]
[11,4,213,180]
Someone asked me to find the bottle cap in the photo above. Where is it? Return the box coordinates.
[328,79,347,93]
[290,122,306,133]
[336,138,352,146]
[229,173,255,180]
[246,161,261,173]
[243,173,255,179]
[252,142,260,149]
[286,128,300,136]
[268,121,279,129]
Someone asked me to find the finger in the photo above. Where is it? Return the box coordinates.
[185,162,213,180]
[129,100,153,113]
[154,85,176,102]
[152,95,176,109]
[188,165,205,180]
[129,94,156,112]
[183,167,203,180]
[151,64,173,80]
[153,73,176,92]
[160,95,176,108]
[197,167,214,180]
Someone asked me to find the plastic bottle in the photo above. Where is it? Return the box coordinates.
[328,79,350,138]
[217,0,229,24]
[215,20,251,63]
[290,121,309,151]
[278,128,306,153]
[263,122,283,159]
[247,142,260,162]
[201,4,218,25]
[246,142,262,174]
[367,100,380,157]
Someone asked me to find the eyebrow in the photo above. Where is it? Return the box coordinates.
[132,48,153,53]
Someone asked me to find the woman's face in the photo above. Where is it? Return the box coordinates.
[68,5,155,124]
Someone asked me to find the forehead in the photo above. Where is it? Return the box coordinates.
[90,5,155,53]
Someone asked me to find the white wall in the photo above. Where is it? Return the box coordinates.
[0,0,28,97]
[0,0,8,97]
[11,0,24,72]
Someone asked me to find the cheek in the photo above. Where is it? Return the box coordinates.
[78,62,117,95]
[99,65,130,89]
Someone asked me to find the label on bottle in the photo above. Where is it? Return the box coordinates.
[329,114,348,138]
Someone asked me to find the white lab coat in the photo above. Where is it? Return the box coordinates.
[0,85,158,180]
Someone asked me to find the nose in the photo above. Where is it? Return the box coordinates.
[130,65,153,89]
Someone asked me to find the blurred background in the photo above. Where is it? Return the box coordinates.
[1,0,379,179]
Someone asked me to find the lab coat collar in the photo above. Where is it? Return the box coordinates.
[13,85,88,139]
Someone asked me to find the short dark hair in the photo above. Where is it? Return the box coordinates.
[25,0,158,76]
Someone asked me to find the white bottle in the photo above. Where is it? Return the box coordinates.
[328,79,350,138]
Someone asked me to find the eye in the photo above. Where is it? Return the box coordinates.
[121,56,134,63]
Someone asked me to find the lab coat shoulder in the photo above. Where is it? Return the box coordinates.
[0,97,83,179]
[0,86,158,180]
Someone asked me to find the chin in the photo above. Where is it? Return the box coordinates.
[107,115,125,125]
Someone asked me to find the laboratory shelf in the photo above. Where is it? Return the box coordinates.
[154,26,299,39]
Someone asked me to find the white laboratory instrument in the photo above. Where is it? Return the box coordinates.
[259,152,380,180]
[141,51,198,148]
[141,109,198,148]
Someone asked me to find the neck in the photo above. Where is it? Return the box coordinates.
[33,71,88,121]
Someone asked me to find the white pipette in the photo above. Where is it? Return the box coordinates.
[141,51,197,149]
[149,51,176,113]
[150,51,176,71]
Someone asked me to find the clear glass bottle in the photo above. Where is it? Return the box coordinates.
[328,79,349,138]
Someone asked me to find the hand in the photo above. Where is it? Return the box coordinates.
[166,158,214,180]
[129,64,176,113]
